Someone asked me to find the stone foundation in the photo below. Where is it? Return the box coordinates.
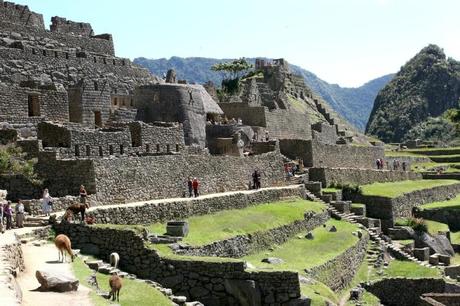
[0,235,25,306]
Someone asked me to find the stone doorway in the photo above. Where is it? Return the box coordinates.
[94,111,102,127]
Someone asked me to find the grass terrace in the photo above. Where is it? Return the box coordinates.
[148,198,325,247]
[360,179,458,198]
[420,194,460,210]
[395,218,449,236]
[377,259,442,279]
[242,219,359,272]
[72,257,172,306]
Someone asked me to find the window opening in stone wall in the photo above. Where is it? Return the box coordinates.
[32,48,36,55]
[54,51,58,58]
[120,145,124,155]
[109,145,114,155]
[113,97,117,106]
[176,144,180,152]
[27,95,40,117]
[156,144,160,152]
[121,60,126,66]
[94,111,102,127]
[75,145,80,157]
[65,53,69,59]
[145,144,150,153]
[86,145,90,156]
[166,144,170,153]
[42,49,46,56]
[99,146,103,157]
[94,81,98,91]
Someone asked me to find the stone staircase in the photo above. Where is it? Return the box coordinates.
[303,187,442,273]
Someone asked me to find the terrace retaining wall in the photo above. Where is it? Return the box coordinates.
[0,235,25,306]
[88,185,306,225]
[417,208,460,231]
[308,167,422,187]
[305,232,369,291]
[177,210,330,258]
[53,223,306,306]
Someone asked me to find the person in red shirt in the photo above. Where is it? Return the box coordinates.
[192,177,200,197]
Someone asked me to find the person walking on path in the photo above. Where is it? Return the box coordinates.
[42,188,52,216]
[252,170,261,189]
[187,177,193,197]
[192,178,199,197]
[16,200,25,228]
[79,185,88,207]
[4,201,13,230]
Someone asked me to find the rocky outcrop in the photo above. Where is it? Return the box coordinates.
[35,270,79,292]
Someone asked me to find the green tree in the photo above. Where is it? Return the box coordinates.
[211,58,253,93]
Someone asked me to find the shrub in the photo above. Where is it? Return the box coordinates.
[0,144,38,182]
[329,183,362,200]
[398,217,428,233]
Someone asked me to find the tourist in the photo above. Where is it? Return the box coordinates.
[393,159,397,171]
[187,177,193,197]
[376,159,381,170]
[42,188,52,216]
[4,201,13,230]
[252,170,261,189]
[192,178,199,197]
[0,190,6,233]
[16,200,25,228]
[80,185,88,206]
[265,131,270,142]
[402,161,407,171]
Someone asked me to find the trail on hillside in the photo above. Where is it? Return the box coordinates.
[18,242,93,306]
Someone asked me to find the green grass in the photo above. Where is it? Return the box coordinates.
[360,179,459,198]
[351,203,365,209]
[385,151,426,158]
[395,218,449,236]
[376,259,441,279]
[242,219,359,271]
[393,239,414,246]
[322,187,341,193]
[450,231,460,245]
[148,198,325,246]
[412,162,460,173]
[407,146,460,154]
[420,194,460,210]
[301,282,339,306]
[72,257,171,306]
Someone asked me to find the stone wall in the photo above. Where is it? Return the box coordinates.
[303,140,384,169]
[348,183,460,231]
[0,174,41,201]
[91,150,286,203]
[89,185,305,224]
[364,278,446,306]
[0,234,25,306]
[417,208,460,231]
[308,167,422,187]
[50,16,93,36]
[311,122,337,145]
[265,109,311,140]
[53,223,305,306]
[135,84,222,148]
[306,232,368,291]
[0,1,44,29]
[129,121,185,152]
[25,195,80,215]
[0,82,69,124]
[218,103,267,127]
[177,210,329,258]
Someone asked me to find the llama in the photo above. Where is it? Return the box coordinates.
[64,203,88,222]
[109,252,120,269]
[108,273,122,302]
[54,234,75,262]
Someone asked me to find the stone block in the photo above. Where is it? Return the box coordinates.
[331,201,351,214]
[413,247,430,261]
[388,226,414,240]
[350,205,366,216]
[429,254,439,265]
[166,221,189,237]
[438,254,451,266]
[304,181,322,196]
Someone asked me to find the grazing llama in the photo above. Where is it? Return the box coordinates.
[54,234,74,262]
[109,252,120,269]
[108,272,122,302]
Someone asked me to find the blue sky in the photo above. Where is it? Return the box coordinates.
[12,0,460,87]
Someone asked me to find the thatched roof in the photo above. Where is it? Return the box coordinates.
[193,85,223,115]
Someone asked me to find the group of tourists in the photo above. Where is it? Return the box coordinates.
[187,177,200,197]
[376,158,407,171]
[0,190,25,232]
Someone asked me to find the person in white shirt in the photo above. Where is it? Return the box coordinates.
[42,188,52,216]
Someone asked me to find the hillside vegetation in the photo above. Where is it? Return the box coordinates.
[134,56,393,131]
[366,44,460,143]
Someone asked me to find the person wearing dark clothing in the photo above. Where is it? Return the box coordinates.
[4,202,12,230]
[252,170,261,189]
[376,159,381,170]
[402,161,407,171]
[79,185,88,207]
[187,177,193,197]
[192,178,199,197]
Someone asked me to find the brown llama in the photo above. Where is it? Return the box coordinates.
[54,234,75,262]
[108,273,122,302]
[65,203,89,222]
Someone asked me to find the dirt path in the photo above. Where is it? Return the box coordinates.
[17,242,93,306]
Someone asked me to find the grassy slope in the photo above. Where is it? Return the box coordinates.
[149,198,325,246]
[379,260,441,278]
[72,257,171,306]
[242,219,358,271]
[412,162,460,173]
[421,194,460,210]
[360,179,458,198]
[395,218,449,236]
